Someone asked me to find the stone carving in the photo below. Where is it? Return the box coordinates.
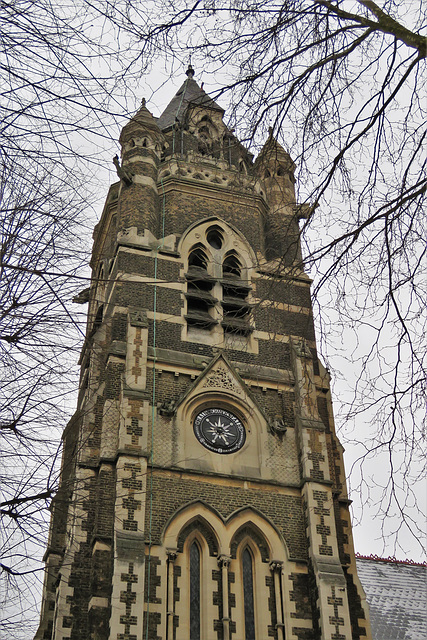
[113,154,133,186]
[159,399,176,417]
[269,417,287,436]
[217,554,231,568]
[269,560,283,573]
[130,309,148,328]
[293,338,313,359]
[203,367,242,395]
[166,549,178,562]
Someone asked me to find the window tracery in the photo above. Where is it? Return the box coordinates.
[183,223,253,338]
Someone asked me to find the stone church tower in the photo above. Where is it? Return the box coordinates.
[36,67,371,640]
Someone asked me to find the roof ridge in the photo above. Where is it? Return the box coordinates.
[355,552,427,567]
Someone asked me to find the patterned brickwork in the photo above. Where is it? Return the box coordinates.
[307,431,326,482]
[312,490,333,557]
[118,562,139,640]
[266,574,278,638]
[327,585,348,640]
[212,567,223,640]
[289,573,313,622]
[121,464,143,532]
[66,473,98,639]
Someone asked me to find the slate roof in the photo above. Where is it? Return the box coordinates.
[356,556,427,640]
[157,66,224,131]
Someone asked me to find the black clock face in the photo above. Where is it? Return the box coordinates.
[193,408,246,454]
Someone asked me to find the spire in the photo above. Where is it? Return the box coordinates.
[119,97,163,147]
[157,65,224,131]
[255,128,295,172]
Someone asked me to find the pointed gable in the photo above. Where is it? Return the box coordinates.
[174,353,266,421]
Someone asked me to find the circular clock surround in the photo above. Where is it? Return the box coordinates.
[193,407,246,454]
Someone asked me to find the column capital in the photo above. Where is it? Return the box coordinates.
[217,554,231,568]
[269,560,284,573]
[166,548,178,562]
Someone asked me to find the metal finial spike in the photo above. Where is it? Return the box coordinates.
[186,64,195,78]
[141,97,146,107]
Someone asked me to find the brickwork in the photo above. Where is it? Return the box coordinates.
[345,573,367,640]
[145,319,293,370]
[114,281,182,316]
[116,251,181,282]
[66,473,98,639]
[112,313,127,341]
[256,278,312,309]
[177,520,218,555]
[255,306,316,342]
[148,471,307,560]
[266,573,278,638]
[162,191,264,253]
[230,525,270,562]
[250,388,295,426]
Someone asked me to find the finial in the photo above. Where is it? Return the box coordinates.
[186,64,195,79]
[141,97,146,107]
[268,126,274,137]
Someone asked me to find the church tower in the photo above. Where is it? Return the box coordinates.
[36,67,372,640]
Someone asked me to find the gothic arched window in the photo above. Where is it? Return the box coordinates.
[242,547,256,640]
[190,541,201,640]
[222,253,241,278]
[188,245,208,271]
[222,252,251,335]
[186,244,216,328]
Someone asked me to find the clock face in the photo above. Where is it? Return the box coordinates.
[193,408,246,454]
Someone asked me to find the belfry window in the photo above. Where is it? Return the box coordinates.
[188,246,208,271]
[222,253,241,278]
[185,245,217,328]
[222,252,252,336]
[184,223,253,337]
[190,541,201,640]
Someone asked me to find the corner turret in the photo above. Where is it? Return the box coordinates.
[116,99,165,235]
[254,131,300,264]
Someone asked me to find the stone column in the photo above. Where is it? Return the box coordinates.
[218,555,231,640]
[166,549,177,640]
[270,560,285,640]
